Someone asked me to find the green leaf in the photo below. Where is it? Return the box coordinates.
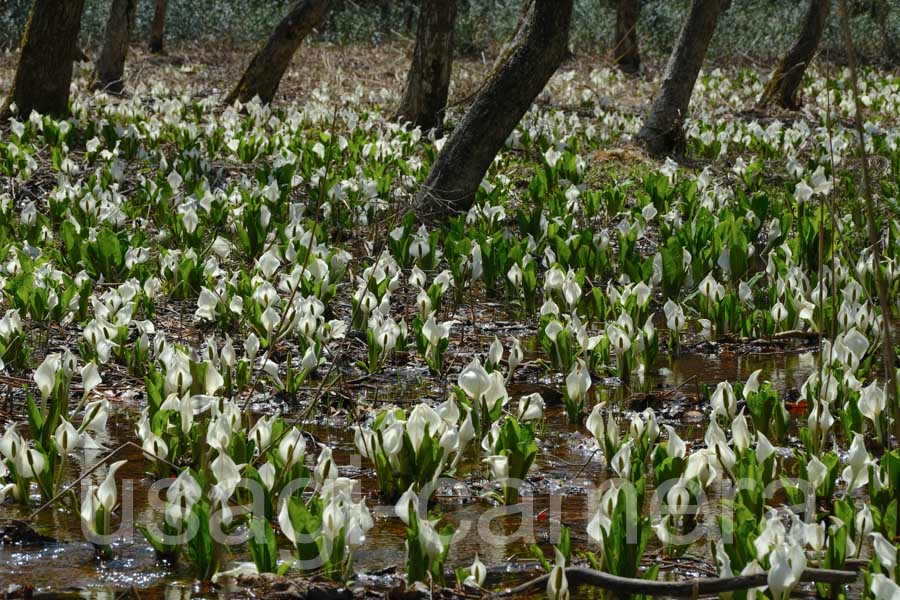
[529,543,552,572]
[137,524,169,556]
[248,517,279,573]
[26,394,44,440]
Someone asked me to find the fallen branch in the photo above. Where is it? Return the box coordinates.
[717,330,822,345]
[26,441,180,521]
[26,441,131,520]
[660,374,697,398]
[495,566,858,598]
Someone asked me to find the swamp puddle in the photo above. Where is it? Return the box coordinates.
[0,345,822,598]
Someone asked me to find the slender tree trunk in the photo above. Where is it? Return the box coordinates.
[758,0,829,110]
[836,0,900,445]
[93,0,137,93]
[225,0,331,105]
[415,0,573,222]
[613,0,640,74]
[1,0,86,118]
[635,0,727,156]
[149,0,168,53]
[396,0,458,131]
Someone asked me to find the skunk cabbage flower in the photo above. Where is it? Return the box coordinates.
[711,381,737,420]
[547,548,569,600]
[871,533,897,570]
[565,359,591,403]
[395,485,420,526]
[54,419,80,454]
[664,425,686,459]
[488,337,503,367]
[277,498,298,545]
[870,574,900,600]
[484,454,509,482]
[743,369,762,399]
[841,433,871,490]
[732,411,751,453]
[315,443,337,485]
[279,427,306,470]
[664,300,686,331]
[81,362,102,398]
[517,393,544,422]
[465,554,487,587]
[419,518,444,559]
[16,447,46,479]
[81,460,127,535]
[766,542,806,600]
[34,353,61,401]
[859,381,886,426]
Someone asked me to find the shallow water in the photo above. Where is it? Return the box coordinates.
[0,343,822,596]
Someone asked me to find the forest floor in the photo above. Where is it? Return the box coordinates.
[0,40,898,600]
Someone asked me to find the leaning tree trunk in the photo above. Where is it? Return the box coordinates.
[1,0,86,118]
[225,0,331,105]
[148,0,167,53]
[635,0,727,156]
[396,0,458,131]
[415,0,573,222]
[491,0,532,71]
[93,0,137,93]
[758,0,829,109]
[613,0,640,74]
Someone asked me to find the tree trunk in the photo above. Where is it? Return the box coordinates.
[149,0,167,54]
[613,0,640,74]
[873,0,897,62]
[491,0,533,72]
[635,0,727,156]
[1,0,86,118]
[757,0,829,110]
[93,0,137,94]
[225,0,331,105]
[415,0,573,222]
[396,0,458,131]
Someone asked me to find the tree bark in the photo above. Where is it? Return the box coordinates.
[225,0,332,105]
[415,0,573,222]
[635,0,727,156]
[1,0,86,118]
[491,0,532,72]
[396,0,458,131]
[613,0,640,74]
[757,0,829,110]
[148,0,167,54]
[873,0,896,62]
[93,0,137,94]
